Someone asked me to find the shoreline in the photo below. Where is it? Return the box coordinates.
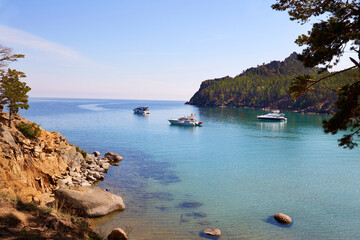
[185,102,334,115]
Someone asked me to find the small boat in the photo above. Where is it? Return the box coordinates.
[257,110,287,121]
[133,106,149,114]
[168,113,203,126]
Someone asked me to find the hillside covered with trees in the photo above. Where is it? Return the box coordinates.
[187,53,359,114]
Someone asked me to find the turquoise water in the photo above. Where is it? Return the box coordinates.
[21,98,360,239]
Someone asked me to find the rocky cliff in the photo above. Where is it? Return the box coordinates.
[0,113,119,205]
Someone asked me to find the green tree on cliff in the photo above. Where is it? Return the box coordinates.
[0,69,31,126]
[272,0,360,149]
[0,45,30,126]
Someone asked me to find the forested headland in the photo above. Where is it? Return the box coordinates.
[187,52,359,114]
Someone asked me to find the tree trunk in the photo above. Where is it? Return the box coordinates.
[8,110,11,127]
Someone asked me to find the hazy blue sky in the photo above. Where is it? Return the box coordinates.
[0,0,356,100]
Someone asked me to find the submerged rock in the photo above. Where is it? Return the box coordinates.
[107,228,128,240]
[179,201,203,208]
[185,212,207,218]
[54,186,125,217]
[198,220,211,226]
[274,213,292,224]
[203,228,221,237]
[193,212,207,218]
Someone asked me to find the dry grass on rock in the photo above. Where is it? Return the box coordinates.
[0,196,103,240]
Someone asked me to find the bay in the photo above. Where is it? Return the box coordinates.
[20,98,360,239]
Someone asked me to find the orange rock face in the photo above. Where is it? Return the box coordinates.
[0,113,76,204]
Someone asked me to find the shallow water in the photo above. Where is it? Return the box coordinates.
[21,98,360,239]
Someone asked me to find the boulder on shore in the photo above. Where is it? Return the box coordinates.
[107,228,128,240]
[203,228,221,237]
[54,186,125,217]
[104,152,123,163]
[93,151,101,157]
[274,213,292,224]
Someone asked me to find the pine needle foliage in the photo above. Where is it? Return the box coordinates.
[272,0,360,149]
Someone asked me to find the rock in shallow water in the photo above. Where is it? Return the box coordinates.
[107,228,128,240]
[104,152,123,163]
[54,186,125,217]
[203,228,221,237]
[274,213,292,224]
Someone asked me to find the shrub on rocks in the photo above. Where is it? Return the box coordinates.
[75,146,87,159]
[16,122,41,139]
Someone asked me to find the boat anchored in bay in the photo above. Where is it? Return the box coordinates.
[257,110,287,121]
[168,114,203,126]
[133,106,150,114]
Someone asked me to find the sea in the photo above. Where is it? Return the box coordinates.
[20,98,360,240]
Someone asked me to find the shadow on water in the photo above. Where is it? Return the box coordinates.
[264,216,293,228]
[199,232,220,239]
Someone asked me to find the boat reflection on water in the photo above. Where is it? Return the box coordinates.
[169,123,197,133]
[258,120,287,132]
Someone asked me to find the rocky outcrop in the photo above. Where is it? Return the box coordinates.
[0,114,71,203]
[273,213,292,224]
[107,228,128,240]
[54,186,125,217]
[0,113,122,205]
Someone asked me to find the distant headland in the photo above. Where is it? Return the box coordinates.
[186,52,359,114]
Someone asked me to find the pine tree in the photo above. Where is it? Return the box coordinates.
[0,69,31,126]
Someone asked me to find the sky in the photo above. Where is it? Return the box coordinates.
[0,0,357,101]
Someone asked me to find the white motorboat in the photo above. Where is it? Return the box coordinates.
[257,110,287,121]
[133,106,149,114]
[168,113,203,126]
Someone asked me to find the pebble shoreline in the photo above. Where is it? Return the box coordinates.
[58,151,122,188]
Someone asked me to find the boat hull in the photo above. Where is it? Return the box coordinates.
[133,109,149,114]
[168,120,202,126]
[257,116,287,121]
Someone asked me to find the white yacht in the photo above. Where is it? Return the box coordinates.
[133,106,149,114]
[257,110,287,121]
[168,113,203,126]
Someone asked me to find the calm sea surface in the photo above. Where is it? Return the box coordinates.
[20,98,360,239]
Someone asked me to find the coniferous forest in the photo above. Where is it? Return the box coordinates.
[187,53,359,114]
